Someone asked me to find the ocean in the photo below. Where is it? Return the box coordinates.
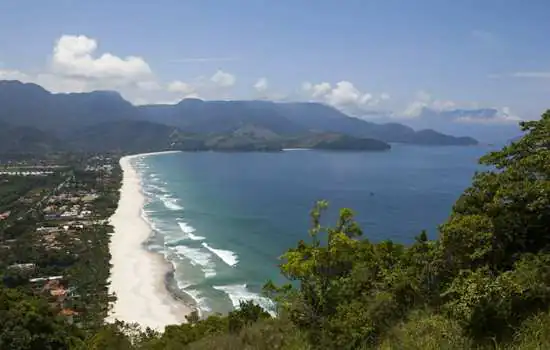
[131,144,492,316]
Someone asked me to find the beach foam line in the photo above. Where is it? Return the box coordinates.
[201,243,238,267]
[140,209,159,234]
[107,154,190,331]
[160,195,184,211]
[177,222,206,241]
[172,245,217,278]
[125,150,182,161]
[181,287,212,313]
[213,284,275,315]
[148,184,168,193]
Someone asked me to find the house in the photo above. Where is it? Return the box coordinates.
[7,263,36,272]
[59,308,80,324]
[29,275,63,283]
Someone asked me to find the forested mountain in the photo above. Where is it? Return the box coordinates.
[0,81,136,134]
[139,99,477,145]
[0,121,64,153]
[0,80,478,152]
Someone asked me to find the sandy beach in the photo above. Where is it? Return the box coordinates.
[106,151,191,331]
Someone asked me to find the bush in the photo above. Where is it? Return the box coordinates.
[379,311,473,350]
[187,317,310,350]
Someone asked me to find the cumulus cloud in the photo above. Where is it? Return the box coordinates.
[0,33,521,122]
[302,81,332,98]
[253,77,268,92]
[402,90,456,117]
[136,81,161,91]
[0,34,242,103]
[167,80,195,94]
[210,70,236,87]
[0,35,158,99]
[301,80,389,116]
[51,35,153,83]
[0,69,29,81]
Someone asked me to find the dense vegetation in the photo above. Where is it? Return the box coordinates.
[0,80,477,151]
[66,122,392,153]
[0,111,548,349]
[0,158,123,344]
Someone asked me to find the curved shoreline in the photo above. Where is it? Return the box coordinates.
[106,151,191,331]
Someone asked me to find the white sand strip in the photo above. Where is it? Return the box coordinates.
[106,151,190,331]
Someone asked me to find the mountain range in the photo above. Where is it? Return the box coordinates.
[0,80,478,154]
[401,107,523,143]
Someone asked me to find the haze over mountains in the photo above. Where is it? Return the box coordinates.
[0,80,478,153]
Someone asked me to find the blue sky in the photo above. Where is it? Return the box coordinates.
[0,0,548,136]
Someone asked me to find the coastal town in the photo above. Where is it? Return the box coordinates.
[0,153,122,330]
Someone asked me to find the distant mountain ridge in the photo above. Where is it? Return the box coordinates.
[139,99,477,145]
[0,80,478,153]
[402,107,522,144]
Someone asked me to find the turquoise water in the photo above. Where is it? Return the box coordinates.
[131,144,491,315]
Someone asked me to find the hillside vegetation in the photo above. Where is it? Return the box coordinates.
[1,111,548,349]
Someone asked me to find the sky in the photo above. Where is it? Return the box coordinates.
[0,0,549,134]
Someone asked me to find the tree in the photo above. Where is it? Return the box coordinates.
[227,300,271,333]
[435,111,550,341]
[265,110,550,348]
[0,287,83,350]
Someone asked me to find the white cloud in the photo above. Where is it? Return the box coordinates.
[133,97,185,106]
[0,69,30,81]
[301,80,388,115]
[402,90,456,117]
[325,81,365,106]
[0,34,241,104]
[34,73,89,93]
[254,77,268,92]
[455,107,521,124]
[0,35,158,100]
[302,81,331,98]
[136,81,161,91]
[167,80,195,94]
[0,33,522,123]
[210,70,236,87]
[51,35,153,82]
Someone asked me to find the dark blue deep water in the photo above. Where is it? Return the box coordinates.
[132,144,491,314]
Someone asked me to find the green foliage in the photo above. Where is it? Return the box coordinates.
[510,308,550,349]
[380,311,473,350]
[227,300,272,333]
[0,287,83,350]
[264,111,550,348]
[187,317,310,350]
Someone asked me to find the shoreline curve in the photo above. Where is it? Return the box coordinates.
[106,151,191,331]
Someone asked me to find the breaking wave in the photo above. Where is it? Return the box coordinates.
[202,243,239,267]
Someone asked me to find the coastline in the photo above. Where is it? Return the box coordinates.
[106,151,191,331]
